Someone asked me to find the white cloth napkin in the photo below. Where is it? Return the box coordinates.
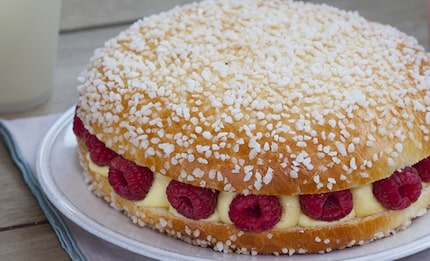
[0,112,429,261]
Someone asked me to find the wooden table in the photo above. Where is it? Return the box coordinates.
[0,0,427,260]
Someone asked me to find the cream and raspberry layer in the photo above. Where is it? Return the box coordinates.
[86,153,429,229]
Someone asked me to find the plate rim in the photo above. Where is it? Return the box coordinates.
[36,107,206,261]
[36,106,430,261]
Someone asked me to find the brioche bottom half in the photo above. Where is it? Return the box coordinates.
[77,138,430,255]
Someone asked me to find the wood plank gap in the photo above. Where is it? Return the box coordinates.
[60,19,138,34]
[0,220,49,232]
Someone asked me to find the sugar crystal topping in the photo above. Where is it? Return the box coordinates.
[77,0,430,195]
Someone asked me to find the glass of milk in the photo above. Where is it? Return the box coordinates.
[0,0,61,112]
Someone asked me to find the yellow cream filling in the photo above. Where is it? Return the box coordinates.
[274,195,301,229]
[137,174,171,208]
[217,191,236,224]
[87,153,389,229]
[351,184,384,217]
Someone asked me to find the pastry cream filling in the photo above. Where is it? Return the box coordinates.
[137,174,171,208]
[86,153,408,228]
[351,184,384,217]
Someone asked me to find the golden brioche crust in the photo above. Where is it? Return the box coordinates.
[76,0,430,196]
[77,138,430,255]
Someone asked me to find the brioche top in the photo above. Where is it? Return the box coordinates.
[77,0,430,195]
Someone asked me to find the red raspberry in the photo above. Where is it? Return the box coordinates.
[413,156,430,182]
[300,190,353,222]
[108,157,154,201]
[89,143,118,166]
[85,133,118,166]
[84,133,101,150]
[228,194,281,232]
[72,107,89,138]
[166,180,218,220]
[372,167,422,210]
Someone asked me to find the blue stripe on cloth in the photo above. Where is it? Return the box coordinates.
[0,119,86,261]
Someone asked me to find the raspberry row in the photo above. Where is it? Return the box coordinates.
[74,111,430,232]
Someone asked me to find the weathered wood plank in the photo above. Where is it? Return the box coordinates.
[60,0,196,31]
[0,145,46,228]
[0,224,69,261]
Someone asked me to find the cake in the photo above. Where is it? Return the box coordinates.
[72,0,430,255]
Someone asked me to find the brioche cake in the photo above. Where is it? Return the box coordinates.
[72,0,430,255]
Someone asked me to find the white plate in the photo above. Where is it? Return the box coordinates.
[37,107,430,261]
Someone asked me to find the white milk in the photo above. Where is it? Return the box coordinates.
[0,0,61,112]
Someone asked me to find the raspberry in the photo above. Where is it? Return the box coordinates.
[166,180,218,220]
[108,157,154,201]
[372,167,422,210]
[73,107,117,166]
[84,133,101,150]
[85,133,118,166]
[300,190,353,221]
[228,194,281,232]
[89,143,118,166]
[413,156,430,182]
[72,107,89,138]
